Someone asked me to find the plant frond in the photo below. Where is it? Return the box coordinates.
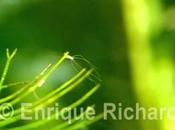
[0,50,102,130]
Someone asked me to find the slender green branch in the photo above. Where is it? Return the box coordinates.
[0,49,17,92]
[12,68,87,116]
[0,68,93,125]
[0,50,101,130]
[1,81,29,89]
[4,84,100,129]
[0,63,51,104]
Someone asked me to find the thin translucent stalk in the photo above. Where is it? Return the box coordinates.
[0,52,69,105]
[12,68,86,116]
[8,68,92,121]
[0,63,51,104]
[36,69,94,109]
[1,81,29,89]
[0,69,94,126]
[0,49,17,92]
[7,84,100,129]
[33,68,86,107]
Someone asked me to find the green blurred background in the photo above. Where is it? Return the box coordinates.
[0,0,174,130]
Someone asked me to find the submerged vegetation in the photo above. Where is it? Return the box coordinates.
[0,49,102,130]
